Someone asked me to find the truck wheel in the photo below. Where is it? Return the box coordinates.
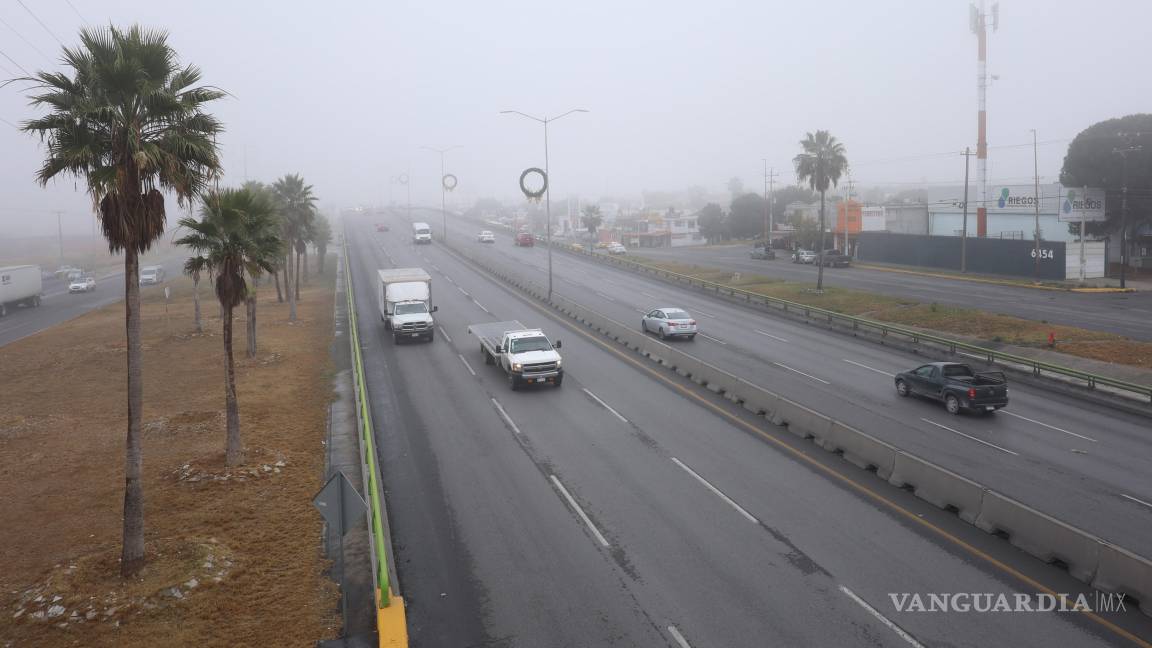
[0,303,6,317]
[508,374,519,391]
[483,347,494,365]
[895,379,909,397]
[392,333,401,345]
[554,375,563,388]
[945,394,961,415]
[384,319,392,331]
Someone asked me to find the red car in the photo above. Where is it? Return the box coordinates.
[376,223,389,232]
[515,232,535,247]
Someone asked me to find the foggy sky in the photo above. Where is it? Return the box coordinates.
[2,0,1149,237]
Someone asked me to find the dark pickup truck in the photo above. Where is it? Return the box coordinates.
[818,249,852,267]
[894,362,1008,415]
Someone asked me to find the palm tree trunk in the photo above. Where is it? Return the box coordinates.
[274,269,283,303]
[287,251,297,321]
[294,250,302,301]
[246,291,257,358]
[303,249,309,284]
[192,275,203,334]
[318,247,326,275]
[121,248,146,577]
[817,189,827,291]
[223,302,243,466]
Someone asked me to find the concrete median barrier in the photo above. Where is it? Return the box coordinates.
[975,490,1101,583]
[740,385,781,417]
[773,399,833,442]
[822,422,897,480]
[1092,543,1152,618]
[887,452,987,524]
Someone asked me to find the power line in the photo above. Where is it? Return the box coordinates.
[0,115,19,129]
[16,0,64,46]
[63,0,89,26]
[0,15,55,65]
[0,48,31,76]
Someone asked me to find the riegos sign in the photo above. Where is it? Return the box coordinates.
[1057,186,1106,222]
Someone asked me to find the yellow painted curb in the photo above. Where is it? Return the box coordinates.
[854,264,1135,293]
[377,589,408,648]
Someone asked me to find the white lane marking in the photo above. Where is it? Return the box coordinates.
[772,362,831,385]
[690,307,717,318]
[472,298,491,314]
[641,291,658,299]
[458,354,476,376]
[920,418,1019,456]
[754,329,788,342]
[550,475,610,547]
[444,275,456,284]
[582,388,629,423]
[438,326,452,343]
[491,398,522,435]
[431,264,441,272]
[667,625,693,648]
[843,359,893,376]
[1121,493,1152,510]
[594,290,616,302]
[670,457,759,524]
[457,286,470,297]
[697,333,726,345]
[999,411,1097,442]
[838,586,926,648]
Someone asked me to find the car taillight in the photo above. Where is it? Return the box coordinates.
[968,388,977,399]
[689,320,696,326]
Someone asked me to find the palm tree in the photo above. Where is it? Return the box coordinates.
[185,255,208,334]
[242,180,283,303]
[21,25,223,577]
[271,174,316,320]
[175,188,280,466]
[581,204,602,249]
[239,181,280,355]
[311,216,333,275]
[794,130,849,291]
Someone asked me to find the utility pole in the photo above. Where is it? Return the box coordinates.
[1031,129,1040,281]
[1114,145,1142,289]
[762,161,778,246]
[421,145,462,242]
[844,178,856,253]
[970,1,998,239]
[961,147,973,272]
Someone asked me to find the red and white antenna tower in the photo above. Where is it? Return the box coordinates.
[971,1,998,237]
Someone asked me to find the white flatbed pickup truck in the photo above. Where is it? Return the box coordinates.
[468,320,563,390]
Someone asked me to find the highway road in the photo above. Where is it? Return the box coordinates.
[346,212,1152,647]
[0,257,186,348]
[634,245,1152,340]
[432,210,1152,556]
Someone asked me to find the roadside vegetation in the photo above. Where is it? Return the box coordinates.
[628,256,1152,369]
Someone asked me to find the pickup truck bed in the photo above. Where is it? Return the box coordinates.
[469,320,526,355]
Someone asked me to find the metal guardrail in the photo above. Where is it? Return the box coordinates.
[542,239,1152,404]
[342,245,393,607]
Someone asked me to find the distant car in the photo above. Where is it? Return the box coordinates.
[607,242,627,255]
[593,241,609,249]
[139,265,166,285]
[571,243,585,252]
[54,265,77,279]
[515,232,535,247]
[376,223,390,232]
[477,230,496,243]
[792,249,817,264]
[894,362,1008,415]
[818,249,852,267]
[641,307,697,340]
[750,247,776,260]
[68,276,96,293]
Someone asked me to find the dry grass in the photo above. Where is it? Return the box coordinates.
[0,270,339,647]
[630,257,1152,370]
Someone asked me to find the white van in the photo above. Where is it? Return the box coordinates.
[412,222,432,244]
[139,265,165,285]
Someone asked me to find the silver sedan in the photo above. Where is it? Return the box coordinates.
[641,307,697,340]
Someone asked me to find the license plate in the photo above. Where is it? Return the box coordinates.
[410,333,420,337]
[536,378,545,383]
[986,406,994,411]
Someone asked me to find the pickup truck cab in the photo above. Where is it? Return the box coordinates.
[469,320,563,390]
[515,231,535,247]
[895,362,1008,415]
[818,249,851,267]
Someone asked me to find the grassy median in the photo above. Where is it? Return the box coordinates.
[0,270,339,646]
[630,256,1152,370]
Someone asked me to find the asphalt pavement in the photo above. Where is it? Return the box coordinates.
[429,213,1152,558]
[346,212,1152,647]
[0,257,186,348]
[635,245,1152,340]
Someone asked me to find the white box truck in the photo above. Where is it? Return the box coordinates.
[412,222,432,244]
[378,268,437,343]
[0,265,44,317]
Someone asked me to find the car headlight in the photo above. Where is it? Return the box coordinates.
[512,363,522,372]
[555,358,562,368]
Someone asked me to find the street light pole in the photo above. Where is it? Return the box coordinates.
[1114,145,1141,289]
[961,147,972,272]
[1031,129,1040,281]
[500,108,589,302]
[421,145,462,242]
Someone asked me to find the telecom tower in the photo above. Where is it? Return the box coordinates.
[971,1,998,237]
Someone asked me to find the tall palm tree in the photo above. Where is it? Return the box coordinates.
[21,25,223,577]
[175,188,280,466]
[239,181,280,356]
[242,181,283,303]
[581,204,602,249]
[185,255,208,334]
[794,130,849,291]
[311,215,333,275]
[271,174,316,320]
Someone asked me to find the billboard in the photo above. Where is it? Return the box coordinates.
[1057,186,1106,222]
